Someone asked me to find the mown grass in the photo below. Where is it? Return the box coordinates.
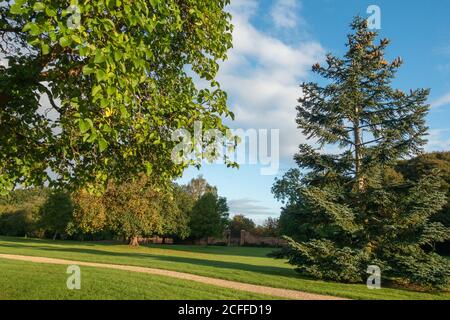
[0,236,448,300]
[0,258,274,300]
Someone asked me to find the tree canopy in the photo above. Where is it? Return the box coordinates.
[189,192,228,240]
[229,214,255,238]
[103,176,189,246]
[185,175,218,201]
[39,191,73,239]
[0,0,234,194]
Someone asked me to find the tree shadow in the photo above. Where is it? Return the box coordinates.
[0,236,113,247]
[0,236,276,258]
[143,244,276,258]
[0,242,297,279]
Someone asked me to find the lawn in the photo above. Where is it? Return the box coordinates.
[0,236,449,300]
[0,258,274,300]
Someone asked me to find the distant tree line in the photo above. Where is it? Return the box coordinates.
[228,215,280,238]
[0,176,220,246]
[0,175,279,246]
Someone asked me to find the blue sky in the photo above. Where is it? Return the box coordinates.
[179,0,450,224]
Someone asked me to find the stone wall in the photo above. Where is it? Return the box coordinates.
[139,230,286,247]
[239,230,286,247]
[188,230,286,247]
[137,236,173,245]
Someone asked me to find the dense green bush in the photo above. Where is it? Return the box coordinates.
[0,188,48,237]
[0,209,32,236]
[39,192,74,240]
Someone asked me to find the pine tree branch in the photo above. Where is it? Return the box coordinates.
[359,137,384,146]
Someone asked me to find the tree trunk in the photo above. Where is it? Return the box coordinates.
[353,107,365,191]
[129,236,140,247]
[53,231,58,240]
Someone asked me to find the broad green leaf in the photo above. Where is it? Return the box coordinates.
[92,85,102,97]
[82,65,94,75]
[145,162,153,175]
[87,132,98,143]
[10,2,26,14]
[96,69,107,82]
[59,37,72,48]
[23,23,40,36]
[94,51,107,64]
[33,2,45,12]
[79,119,90,133]
[41,43,50,55]
[45,7,57,17]
[150,0,160,8]
[79,46,88,56]
[98,138,108,152]
[114,51,123,62]
[71,35,82,44]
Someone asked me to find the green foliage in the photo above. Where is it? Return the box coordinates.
[396,152,450,229]
[0,208,37,237]
[254,217,280,237]
[159,187,190,240]
[0,182,192,243]
[181,176,229,241]
[0,0,234,194]
[229,214,256,238]
[189,193,226,240]
[283,238,372,283]
[103,175,189,245]
[39,191,74,239]
[217,196,230,230]
[186,175,218,201]
[273,17,450,289]
[0,188,49,206]
[0,188,48,237]
[71,189,107,236]
[173,184,196,216]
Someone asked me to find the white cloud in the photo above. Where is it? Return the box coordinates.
[270,0,301,29]
[426,129,450,151]
[221,0,325,160]
[431,92,450,109]
[228,198,274,216]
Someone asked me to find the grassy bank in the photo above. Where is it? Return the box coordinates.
[0,258,274,300]
[0,236,448,300]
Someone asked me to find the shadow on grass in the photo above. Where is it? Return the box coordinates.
[143,244,275,258]
[0,236,276,258]
[0,236,117,247]
[2,239,445,298]
[0,241,297,279]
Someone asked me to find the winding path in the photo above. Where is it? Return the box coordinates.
[0,253,345,300]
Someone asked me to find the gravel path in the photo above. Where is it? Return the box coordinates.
[0,253,346,300]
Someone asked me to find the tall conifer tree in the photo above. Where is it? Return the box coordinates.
[278,17,450,289]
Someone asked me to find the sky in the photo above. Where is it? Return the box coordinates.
[178,0,450,224]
